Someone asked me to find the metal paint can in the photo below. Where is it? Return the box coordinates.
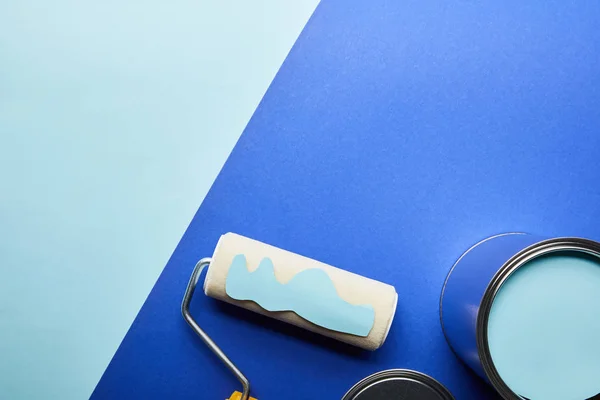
[341,369,454,400]
[440,233,600,399]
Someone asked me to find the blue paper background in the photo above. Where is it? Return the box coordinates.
[92,0,600,399]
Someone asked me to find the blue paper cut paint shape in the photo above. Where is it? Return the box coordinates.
[225,254,375,337]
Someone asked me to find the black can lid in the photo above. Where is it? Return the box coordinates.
[342,369,455,400]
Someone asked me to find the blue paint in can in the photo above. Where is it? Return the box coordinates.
[440,234,600,399]
[488,251,600,400]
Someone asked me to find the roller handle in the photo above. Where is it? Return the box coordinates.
[181,258,254,400]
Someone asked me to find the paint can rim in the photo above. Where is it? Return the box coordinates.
[475,236,600,399]
[341,369,455,400]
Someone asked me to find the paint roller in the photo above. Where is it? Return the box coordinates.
[181,233,398,400]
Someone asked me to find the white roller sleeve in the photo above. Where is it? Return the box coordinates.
[203,233,398,350]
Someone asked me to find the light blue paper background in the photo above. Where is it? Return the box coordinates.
[0,1,318,398]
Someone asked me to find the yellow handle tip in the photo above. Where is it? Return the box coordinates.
[228,391,257,400]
